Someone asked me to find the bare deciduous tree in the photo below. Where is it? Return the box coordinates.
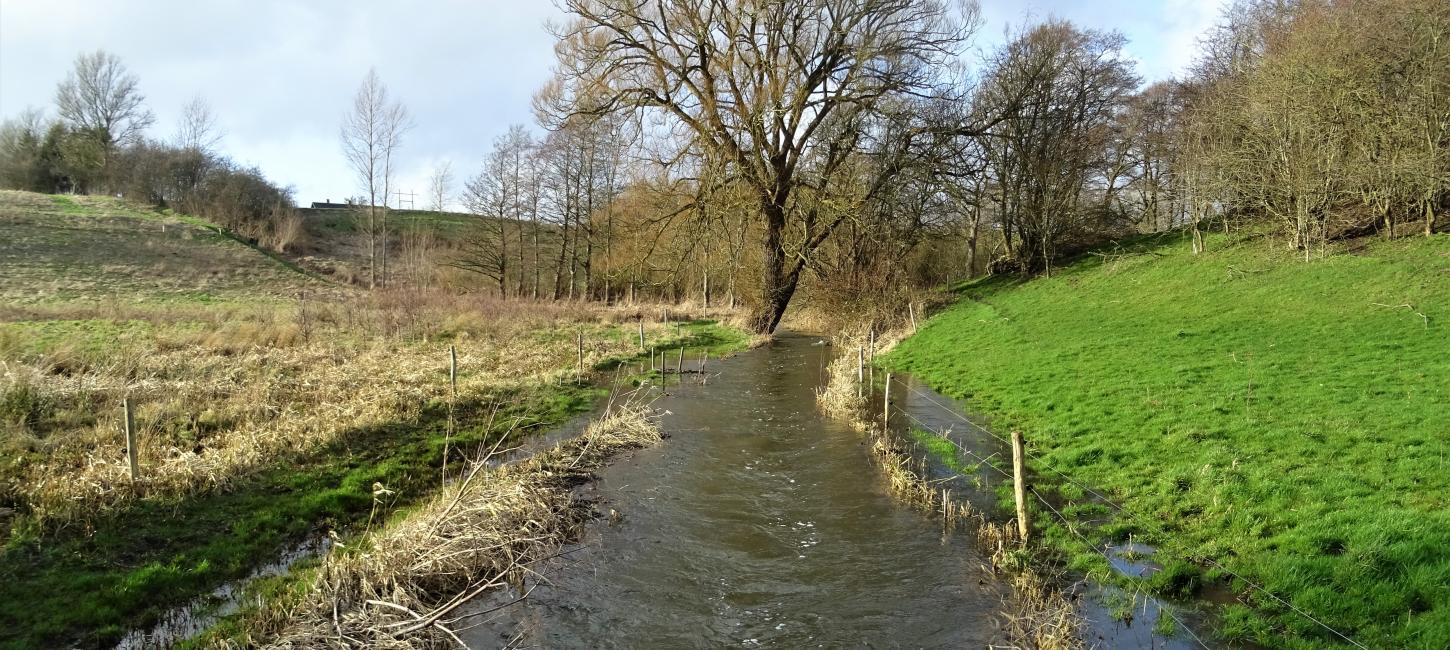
[553,0,978,333]
[174,95,223,153]
[54,50,154,178]
[428,161,453,213]
[341,68,410,288]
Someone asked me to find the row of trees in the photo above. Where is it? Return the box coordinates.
[0,51,302,249]
[483,0,1443,331]
[1177,0,1448,257]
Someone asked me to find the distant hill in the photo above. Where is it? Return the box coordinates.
[0,190,327,305]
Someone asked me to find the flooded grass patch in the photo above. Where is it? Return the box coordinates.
[814,337,1084,648]
[195,403,663,648]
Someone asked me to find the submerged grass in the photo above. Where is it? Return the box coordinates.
[887,229,1450,648]
[814,331,1082,649]
[217,403,663,649]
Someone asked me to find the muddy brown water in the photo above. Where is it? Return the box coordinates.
[461,333,1008,648]
[120,331,1212,648]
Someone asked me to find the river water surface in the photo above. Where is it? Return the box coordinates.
[462,333,1007,648]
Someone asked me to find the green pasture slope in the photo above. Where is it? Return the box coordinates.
[887,229,1449,648]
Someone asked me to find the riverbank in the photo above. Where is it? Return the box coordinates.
[885,229,1449,647]
[1,294,746,649]
[208,403,664,648]
[815,330,1083,649]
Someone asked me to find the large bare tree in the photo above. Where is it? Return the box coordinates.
[341,69,410,288]
[54,50,154,181]
[553,0,976,332]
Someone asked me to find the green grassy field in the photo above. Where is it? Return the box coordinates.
[886,229,1450,648]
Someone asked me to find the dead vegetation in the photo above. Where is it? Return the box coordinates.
[815,327,1083,650]
[214,402,661,649]
[0,290,732,536]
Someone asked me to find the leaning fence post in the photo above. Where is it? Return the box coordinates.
[677,347,685,375]
[882,373,892,427]
[1012,430,1030,544]
[909,302,919,334]
[123,398,138,481]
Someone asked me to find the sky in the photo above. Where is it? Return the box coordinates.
[0,0,1225,210]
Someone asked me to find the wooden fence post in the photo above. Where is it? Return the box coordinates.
[677,347,685,375]
[909,302,919,333]
[869,329,877,386]
[1012,430,1030,544]
[882,373,892,427]
[638,316,645,351]
[576,330,585,380]
[123,398,138,481]
[445,346,457,483]
[449,345,457,398]
[857,345,865,397]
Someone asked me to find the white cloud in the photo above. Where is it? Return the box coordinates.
[0,0,563,205]
[1,1,1228,206]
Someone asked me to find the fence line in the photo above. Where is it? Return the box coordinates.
[893,407,1210,649]
[884,375,1368,649]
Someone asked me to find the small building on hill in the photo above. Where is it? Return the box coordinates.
[309,199,350,210]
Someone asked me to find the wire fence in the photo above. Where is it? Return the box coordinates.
[883,374,1368,650]
[893,406,1211,649]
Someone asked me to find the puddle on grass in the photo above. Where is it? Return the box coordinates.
[886,374,1217,649]
[114,536,331,649]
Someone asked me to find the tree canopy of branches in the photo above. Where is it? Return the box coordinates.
[1176,0,1449,254]
[553,0,977,332]
[973,22,1140,275]
[341,69,411,288]
[53,50,155,178]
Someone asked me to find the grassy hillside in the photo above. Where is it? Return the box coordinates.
[0,191,748,648]
[292,207,543,286]
[0,191,323,305]
[887,229,1450,648]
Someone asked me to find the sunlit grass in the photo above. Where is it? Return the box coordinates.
[887,229,1450,648]
[0,190,754,648]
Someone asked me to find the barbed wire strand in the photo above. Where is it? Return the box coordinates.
[894,408,1211,649]
[886,375,1369,650]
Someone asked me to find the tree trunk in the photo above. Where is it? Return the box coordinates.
[749,201,796,334]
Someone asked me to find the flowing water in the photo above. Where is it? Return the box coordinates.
[118,331,1211,648]
[462,334,1008,648]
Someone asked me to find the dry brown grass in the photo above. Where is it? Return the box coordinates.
[814,327,1083,650]
[212,402,661,649]
[1,290,728,536]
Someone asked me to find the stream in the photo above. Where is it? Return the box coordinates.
[121,332,1209,648]
[461,332,1211,649]
[462,334,1007,647]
